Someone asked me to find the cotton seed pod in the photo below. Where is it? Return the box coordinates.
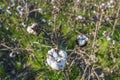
[76,35,88,47]
[46,48,67,70]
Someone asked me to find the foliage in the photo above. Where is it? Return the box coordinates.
[0,0,120,80]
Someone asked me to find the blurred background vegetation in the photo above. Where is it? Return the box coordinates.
[0,0,120,80]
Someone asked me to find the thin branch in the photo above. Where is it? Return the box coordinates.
[111,3,120,36]
[63,70,69,80]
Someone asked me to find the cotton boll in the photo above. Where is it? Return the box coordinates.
[76,35,88,47]
[106,18,110,21]
[38,8,43,13]
[48,21,53,26]
[6,27,9,30]
[78,39,86,46]
[27,26,32,33]
[112,40,115,44]
[46,49,67,70]
[31,23,38,28]
[41,19,46,23]
[8,6,11,10]
[9,53,16,58]
[27,23,40,35]
[93,10,96,14]
[76,15,83,20]
[107,36,112,41]
[101,3,105,6]
[27,26,37,35]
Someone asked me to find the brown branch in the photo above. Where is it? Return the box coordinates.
[63,70,69,80]
[111,3,120,36]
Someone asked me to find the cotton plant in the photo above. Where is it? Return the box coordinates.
[76,35,88,47]
[46,48,67,70]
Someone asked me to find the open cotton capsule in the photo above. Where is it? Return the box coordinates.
[46,48,67,70]
[76,35,88,47]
